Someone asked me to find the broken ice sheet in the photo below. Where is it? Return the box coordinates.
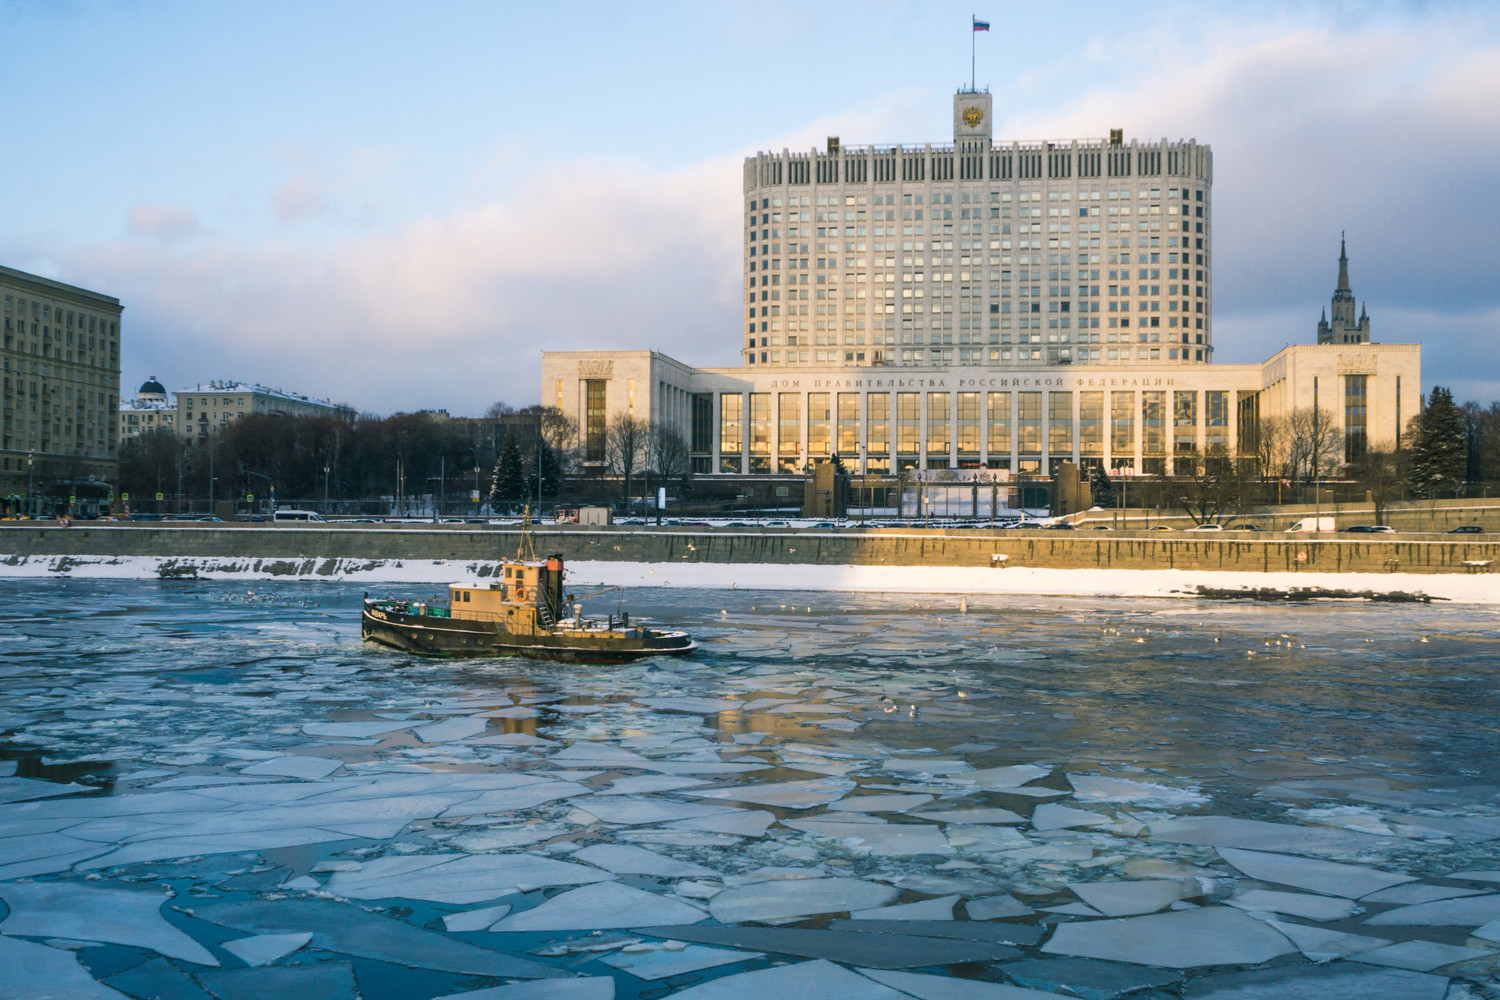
[850,893,959,920]
[965,893,1035,919]
[1226,889,1358,921]
[1067,774,1209,807]
[637,924,1022,969]
[598,774,709,796]
[858,968,1058,999]
[442,903,513,932]
[195,898,561,979]
[220,931,312,967]
[0,935,130,1000]
[325,852,612,904]
[0,881,219,966]
[708,876,899,923]
[661,959,907,1000]
[1042,906,1296,968]
[1263,919,1391,962]
[600,943,762,980]
[239,756,341,780]
[685,776,855,809]
[1215,847,1413,898]
[414,716,491,743]
[194,963,359,1000]
[1363,892,1500,926]
[963,764,1052,789]
[1067,879,1197,917]
[489,881,706,932]
[1184,964,1449,1000]
[571,796,742,826]
[782,816,954,856]
[1150,816,1384,856]
[1355,938,1490,971]
[1031,804,1112,831]
[826,793,934,813]
[301,720,414,738]
[910,807,1024,825]
[434,980,614,1000]
[572,843,719,877]
[882,758,972,776]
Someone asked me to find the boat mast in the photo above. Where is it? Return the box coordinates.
[517,504,537,562]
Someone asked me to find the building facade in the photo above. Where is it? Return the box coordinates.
[118,376,176,443]
[543,88,1419,484]
[544,343,1417,479]
[175,381,346,446]
[1,265,122,516]
[742,91,1213,370]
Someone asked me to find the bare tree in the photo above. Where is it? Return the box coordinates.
[1286,407,1344,490]
[1172,445,1246,525]
[1350,443,1406,525]
[1252,414,1290,480]
[648,422,691,485]
[483,401,515,420]
[605,414,649,506]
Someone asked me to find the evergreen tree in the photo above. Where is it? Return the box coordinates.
[1407,386,1468,498]
[524,442,562,503]
[1088,465,1117,508]
[489,432,525,508]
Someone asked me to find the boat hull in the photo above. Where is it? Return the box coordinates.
[361,605,697,663]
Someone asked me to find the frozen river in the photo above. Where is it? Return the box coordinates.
[1,579,1498,999]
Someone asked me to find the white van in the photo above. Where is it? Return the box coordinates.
[273,509,326,523]
[1288,516,1335,533]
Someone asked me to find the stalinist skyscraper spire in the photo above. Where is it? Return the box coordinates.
[1317,233,1371,344]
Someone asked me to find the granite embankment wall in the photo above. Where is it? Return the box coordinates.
[2,525,1497,576]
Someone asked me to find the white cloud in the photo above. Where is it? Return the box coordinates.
[271,177,329,223]
[81,155,744,413]
[126,203,201,241]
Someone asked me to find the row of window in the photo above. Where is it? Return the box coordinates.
[748,186,1204,213]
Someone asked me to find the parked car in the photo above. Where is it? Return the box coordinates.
[1043,521,1076,530]
[1226,523,1263,531]
[1185,523,1223,531]
[1343,525,1397,534]
[1010,521,1043,529]
[1447,525,1485,534]
[1090,525,1114,530]
[1148,525,1174,531]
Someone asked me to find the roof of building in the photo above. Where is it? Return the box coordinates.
[138,377,167,396]
[0,264,123,308]
[175,381,337,408]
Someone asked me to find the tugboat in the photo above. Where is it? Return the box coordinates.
[360,521,696,662]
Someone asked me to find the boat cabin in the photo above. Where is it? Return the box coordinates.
[449,555,566,633]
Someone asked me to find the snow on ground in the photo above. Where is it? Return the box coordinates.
[2,553,1498,604]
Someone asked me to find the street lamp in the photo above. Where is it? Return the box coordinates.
[26,451,34,519]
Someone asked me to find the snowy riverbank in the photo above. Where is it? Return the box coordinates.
[4,553,1499,604]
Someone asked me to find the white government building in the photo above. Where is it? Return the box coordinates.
[542,89,1418,480]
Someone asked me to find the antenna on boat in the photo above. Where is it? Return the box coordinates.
[517,505,536,562]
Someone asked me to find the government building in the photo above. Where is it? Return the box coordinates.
[1,265,122,517]
[542,90,1419,484]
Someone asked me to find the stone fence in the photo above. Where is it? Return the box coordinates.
[3,524,1497,576]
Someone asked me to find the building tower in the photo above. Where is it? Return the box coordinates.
[741,90,1212,370]
[1317,234,1370,345]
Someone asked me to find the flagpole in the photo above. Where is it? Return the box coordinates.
[971,15,976,92]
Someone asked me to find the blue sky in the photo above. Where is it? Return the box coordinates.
[4,0,1499,413]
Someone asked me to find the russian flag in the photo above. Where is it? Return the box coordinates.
[973,18,989,31]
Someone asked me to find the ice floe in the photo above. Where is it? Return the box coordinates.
[489,881,706,932]
[0,881,219,965]
[220,931,312,967]
[707,877,899,923]
[195,898,562,978]
[0,935,130,999]
[1215,847,1413,898]
[1067,879,1197,917]
[325,852,612,904]
[600,943,762,980]
[1042,906,1296,968]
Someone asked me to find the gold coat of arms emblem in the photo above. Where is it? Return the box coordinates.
[962,106,983,127]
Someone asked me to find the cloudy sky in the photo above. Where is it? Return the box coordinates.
[4,0,1498,414]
